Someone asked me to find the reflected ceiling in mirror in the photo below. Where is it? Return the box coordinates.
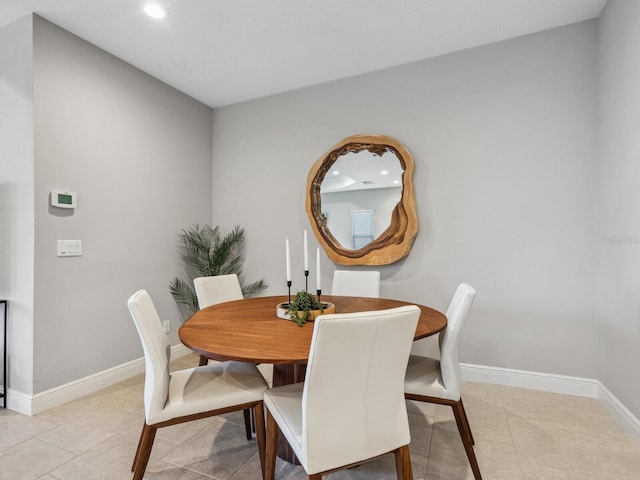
[306,134,418,265]
[321,149,403,194]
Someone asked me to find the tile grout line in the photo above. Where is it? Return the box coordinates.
[498,386,526,479]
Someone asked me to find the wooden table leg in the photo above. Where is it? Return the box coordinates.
[271,363,307,464]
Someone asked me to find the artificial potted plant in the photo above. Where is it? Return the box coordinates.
[285,290,336,327]
[169,224,268,320]
[287,290,324,326]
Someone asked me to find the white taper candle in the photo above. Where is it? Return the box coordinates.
[286,238,291,282]
[316,247,321,290]
[304,230,309,271]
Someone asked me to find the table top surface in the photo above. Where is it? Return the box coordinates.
[178,295,447,364]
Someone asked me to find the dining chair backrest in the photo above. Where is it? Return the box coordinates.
[194,274,243,309]
[127,289,171,422]
[301,305,420,473]
[439,283,476,399]
[331,270,380,297]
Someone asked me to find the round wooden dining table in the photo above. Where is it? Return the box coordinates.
[179,294,446,463]
[179,294,446,384]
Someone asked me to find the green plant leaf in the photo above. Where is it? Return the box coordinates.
[168,277,199,319]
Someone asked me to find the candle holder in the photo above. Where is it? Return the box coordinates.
[282,280,292,309]
[316,289,321,304]
[304,270,309,292]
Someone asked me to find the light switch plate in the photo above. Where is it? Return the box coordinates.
[58,240,82,257]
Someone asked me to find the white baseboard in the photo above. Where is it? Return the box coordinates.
[7,344,193,416]
[597,381,640,440]
[460,362,599,397]
[461,362,640,441]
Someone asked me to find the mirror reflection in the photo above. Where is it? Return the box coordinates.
[320,149,403,250]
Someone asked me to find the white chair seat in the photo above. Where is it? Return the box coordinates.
[152,361,268,424]
[263,382,305,458]
[404,355,458,401]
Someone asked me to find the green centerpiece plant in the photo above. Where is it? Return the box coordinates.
[287,290,325,327]
[169,224,268,320]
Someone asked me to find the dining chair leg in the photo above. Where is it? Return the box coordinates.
[132,423,157,480]
[394,444,413,480]
[264,409,279,480]
[243,408,253,439]
[253,402,267,477]
[131,421,146,471]
[451,401,482,480]
[452,400,474,447]
[459,398,475,445]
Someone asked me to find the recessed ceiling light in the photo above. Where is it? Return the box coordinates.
[144,3,169,19]
[333,171,340,175]
[380,170,388,175]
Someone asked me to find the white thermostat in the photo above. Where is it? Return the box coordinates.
[50,190,77,209]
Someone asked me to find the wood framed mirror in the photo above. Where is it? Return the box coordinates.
[306,134,418,265]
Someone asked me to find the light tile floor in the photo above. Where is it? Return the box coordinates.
[1,354,639,480]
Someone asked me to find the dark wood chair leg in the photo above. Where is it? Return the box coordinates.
[265,409,279,480]
[131,421,146,471]
[308,474,322,479]
[394,444,413,480]
[459,398,475,445]
[132,423,157,480]
[253,402,267,477]
[243,408,253,439]
[452,400,474,447]
[451,401,482,480]
[198,354,209,366]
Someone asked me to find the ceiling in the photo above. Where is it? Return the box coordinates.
[1,0,607,108]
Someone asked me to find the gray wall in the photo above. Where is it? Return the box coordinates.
[29,17,213,393]
[0,16,35,395]
[596,0,640,419]
[212,21,599,379]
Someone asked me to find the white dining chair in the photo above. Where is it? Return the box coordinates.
[331,270,380,297]
[263,305,420,480]
[127,289,268,480]
[193,274,254,438]
[194,273,244,309]
[404,283,481,480]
